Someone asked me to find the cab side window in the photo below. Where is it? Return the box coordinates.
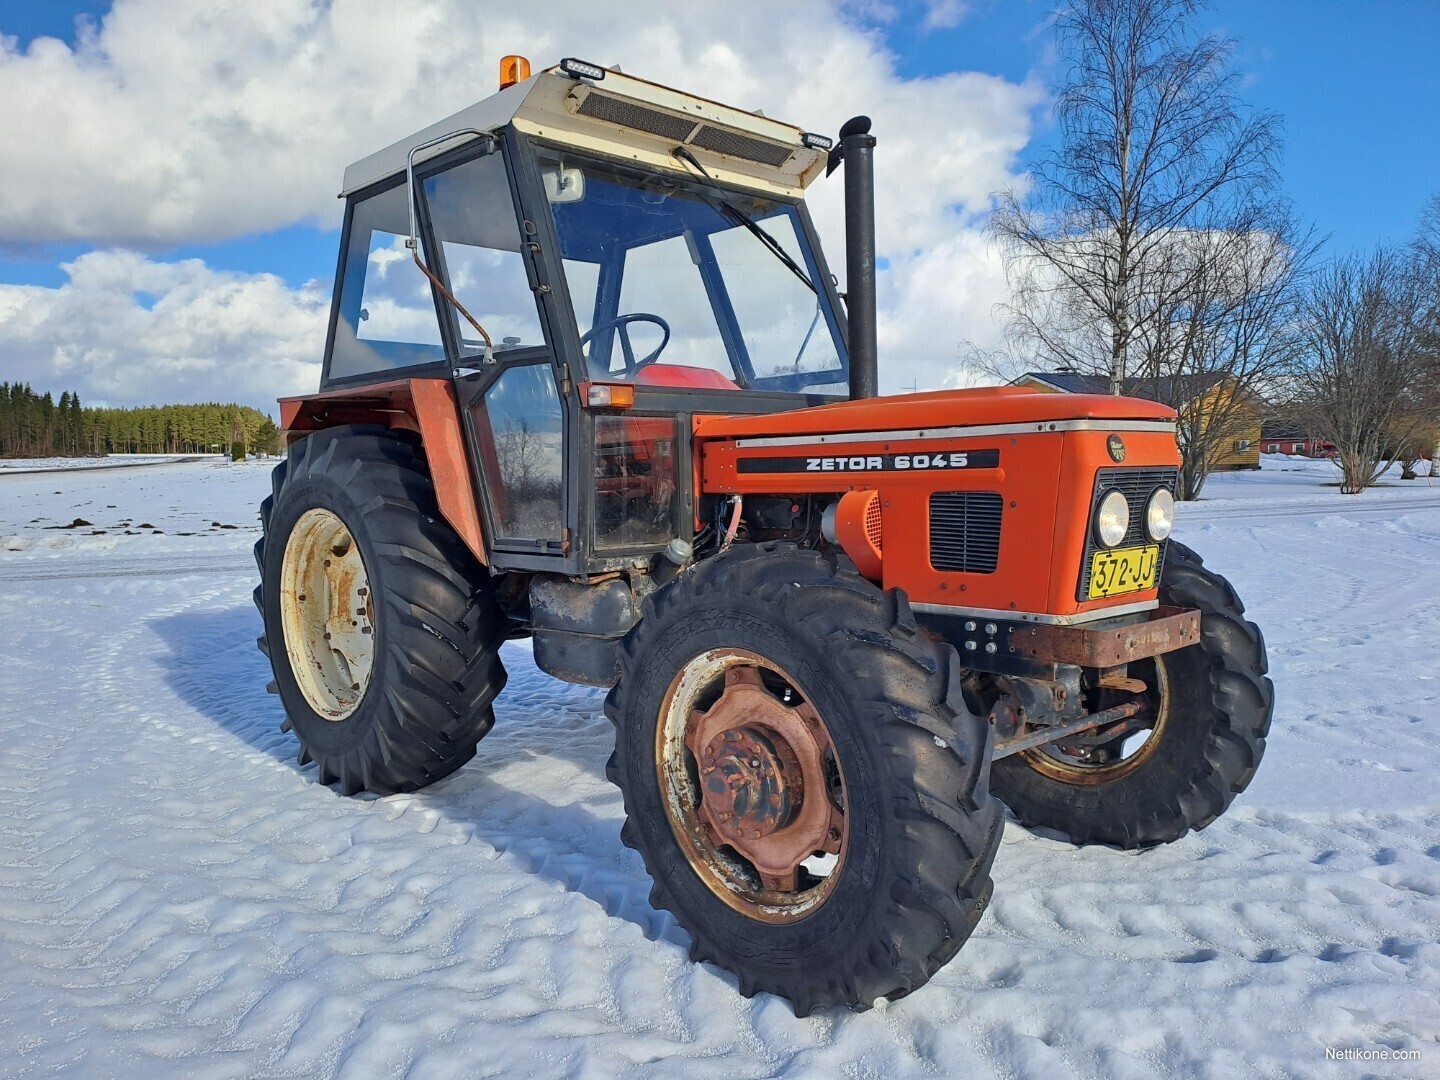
[328,182,446,381]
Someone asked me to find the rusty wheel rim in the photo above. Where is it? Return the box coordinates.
[656,648,848,922]
[279,508,375,721]
[1021,657,1171,785]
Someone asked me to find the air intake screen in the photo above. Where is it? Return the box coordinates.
[929,492,1003,574]
[576,93,698,142]
[690,124,794,166]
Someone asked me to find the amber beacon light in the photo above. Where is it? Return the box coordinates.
[499,55,531,90]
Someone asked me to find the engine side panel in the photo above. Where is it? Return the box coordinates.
[698,399,1181,623]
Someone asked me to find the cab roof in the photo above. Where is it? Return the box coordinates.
[341,64,831,201]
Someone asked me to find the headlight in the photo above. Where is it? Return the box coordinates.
[1145,488,1175,541]
[1094,490,1129,548]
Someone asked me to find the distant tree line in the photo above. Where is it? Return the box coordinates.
[0,383,280,458]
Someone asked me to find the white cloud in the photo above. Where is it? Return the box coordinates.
[0,0,1042,398]
[922,1,970,32]
[0,251,326,413]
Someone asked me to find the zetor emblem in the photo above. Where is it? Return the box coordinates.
[736,448,1001,474]
[1107,434,1126,462]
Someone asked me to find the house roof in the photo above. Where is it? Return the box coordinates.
[1016,370,1230,406]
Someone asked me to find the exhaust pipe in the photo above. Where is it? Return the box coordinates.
[838,115,878,400]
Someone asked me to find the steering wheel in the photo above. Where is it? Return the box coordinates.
[579,313,671,375]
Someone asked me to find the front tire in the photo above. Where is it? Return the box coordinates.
[255,425,508,796]
[991,542,1273,848]
[606,544,1003,1016]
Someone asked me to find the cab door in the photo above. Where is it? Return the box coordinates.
[419,140,572,567]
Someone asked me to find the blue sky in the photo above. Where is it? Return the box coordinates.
[1,0,1435,293]
[0,0,1435,411]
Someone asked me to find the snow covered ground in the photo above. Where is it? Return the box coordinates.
[0,455,1436,1078]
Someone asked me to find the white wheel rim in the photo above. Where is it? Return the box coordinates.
[279,508,375,721]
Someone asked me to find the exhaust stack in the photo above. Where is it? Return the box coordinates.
[839,115,878,400]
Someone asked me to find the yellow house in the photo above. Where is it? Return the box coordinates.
[1013,370,1262,471]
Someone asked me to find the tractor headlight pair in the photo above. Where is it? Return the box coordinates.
[1093,487,1175,548]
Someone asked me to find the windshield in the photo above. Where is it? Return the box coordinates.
[536,148,847,394]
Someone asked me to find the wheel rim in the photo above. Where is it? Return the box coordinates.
[656,648,848,923]
[279,508,375,721]
[1020,655,1172,784]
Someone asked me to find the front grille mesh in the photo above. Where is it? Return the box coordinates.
[576,93,698,141]
[929,492,1003,574]
[690,124,794,166]
[1077,467,1179,599]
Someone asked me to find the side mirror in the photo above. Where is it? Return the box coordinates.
[542,166,586,204]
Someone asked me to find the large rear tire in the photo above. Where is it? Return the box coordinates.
[255,425,507,796]
[606,544,1003,1016]
[991,542,1273,848]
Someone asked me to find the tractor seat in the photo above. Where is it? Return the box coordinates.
[634,364,740,391]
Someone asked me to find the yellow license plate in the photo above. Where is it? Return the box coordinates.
[1087,545,1161,599]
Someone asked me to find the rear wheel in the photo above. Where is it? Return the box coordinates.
[991,542,1273,848]
[255,425,508,795]
[606,544,1003,1015]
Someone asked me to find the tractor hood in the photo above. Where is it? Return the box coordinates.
[693,386,1176,443]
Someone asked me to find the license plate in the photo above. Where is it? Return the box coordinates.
[1087,545,1161,599]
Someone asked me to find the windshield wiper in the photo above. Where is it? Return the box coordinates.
[671,146,816,294]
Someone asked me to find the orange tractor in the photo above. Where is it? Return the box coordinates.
[256,57,1273,1014]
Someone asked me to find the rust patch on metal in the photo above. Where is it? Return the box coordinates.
[993,696,1145,759]
[1008,606,1200,667]
[655,650,848,921]
[685,667,842,895]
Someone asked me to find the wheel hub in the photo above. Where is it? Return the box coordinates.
[699,725,804,841]
[279,508,375,721]
[681,665,843,895]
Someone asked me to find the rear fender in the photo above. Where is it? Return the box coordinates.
[279,379,487,565]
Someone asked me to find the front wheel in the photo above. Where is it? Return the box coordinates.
[991,542,1273,848]
[606,544,1003,1016]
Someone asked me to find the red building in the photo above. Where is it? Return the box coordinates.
[1260,427,1335,457]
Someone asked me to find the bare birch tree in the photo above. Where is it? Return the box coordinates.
[986,0,1309,497]
[1412,193,1440,475]
[1292,249,1431,494]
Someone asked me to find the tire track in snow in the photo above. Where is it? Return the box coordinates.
[0,555,254,582]
[1181,492,1440,524]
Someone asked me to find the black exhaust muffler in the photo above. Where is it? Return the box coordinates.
[837,115,878,400]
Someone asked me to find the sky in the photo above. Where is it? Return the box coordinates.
[0,0,1435,414]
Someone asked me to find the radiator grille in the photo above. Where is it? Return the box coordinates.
[1077,467,1179,599]
[929,492,1003,574]
[690,124,795,166]
[576,93,698,141]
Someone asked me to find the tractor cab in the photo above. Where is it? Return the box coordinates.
[307,58,853,575]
